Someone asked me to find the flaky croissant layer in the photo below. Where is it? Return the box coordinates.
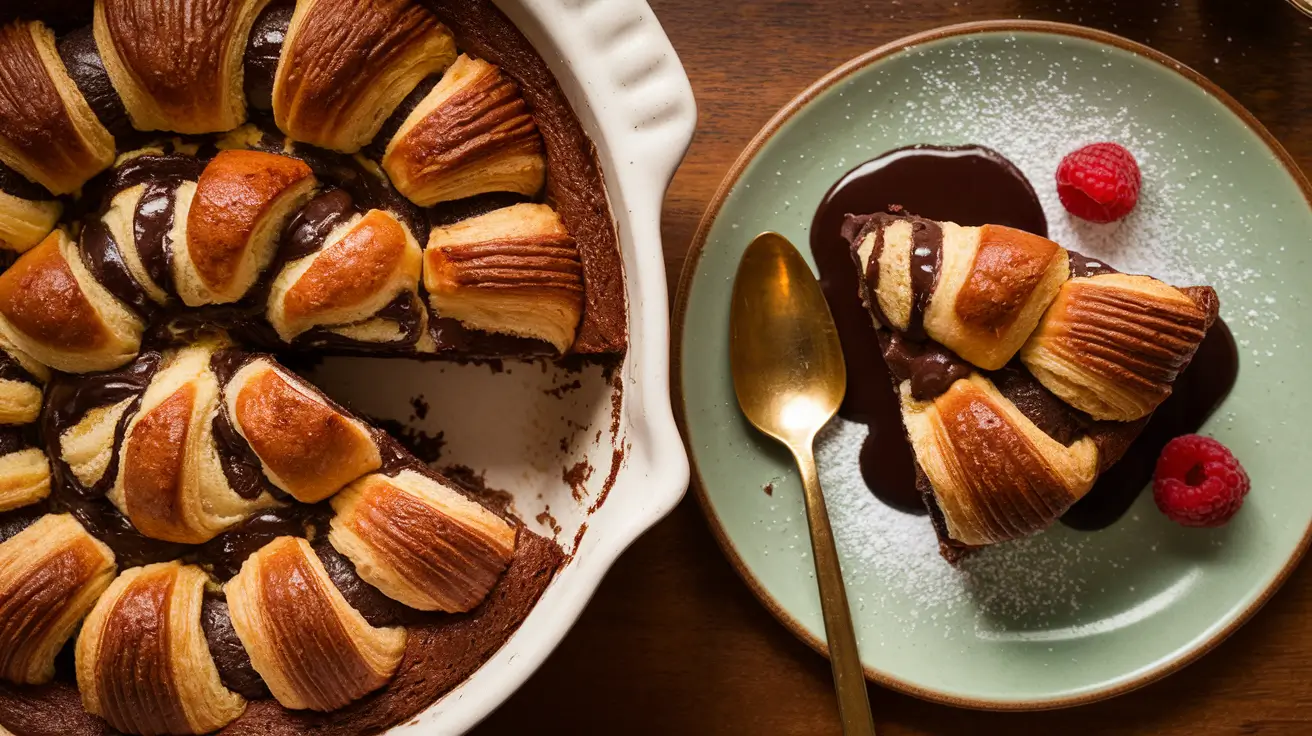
[226,536,407,711]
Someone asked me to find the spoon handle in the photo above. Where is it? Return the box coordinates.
[794,442,877,736]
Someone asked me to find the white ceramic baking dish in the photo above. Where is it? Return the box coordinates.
[308,0,695,732]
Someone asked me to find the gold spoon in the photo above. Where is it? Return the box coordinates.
[730,231,876,736]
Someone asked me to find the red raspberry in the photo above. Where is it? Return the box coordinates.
[1056,142,1142,223]
[1152,435,1250,528]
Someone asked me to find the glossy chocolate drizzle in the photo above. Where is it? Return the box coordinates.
[811,144,1239,529]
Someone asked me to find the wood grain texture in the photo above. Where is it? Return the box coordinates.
[475,1,1312,733]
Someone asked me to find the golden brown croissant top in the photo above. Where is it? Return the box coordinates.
[273,0,456,153]
[77,561,247,734]
[94,0,271,133]
[0,21,115,195]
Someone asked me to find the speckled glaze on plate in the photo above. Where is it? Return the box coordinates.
[673,21,1312,710]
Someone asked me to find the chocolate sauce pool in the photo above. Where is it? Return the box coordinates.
[810,144,1239,529]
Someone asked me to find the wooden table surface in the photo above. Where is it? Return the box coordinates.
[475,1,1312,733]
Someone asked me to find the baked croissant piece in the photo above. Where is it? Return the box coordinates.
[0,229,144,373]
[0,336,48,426]
[93,0,271,134]
[267,206,424,342]
[77,561,247,735]
[0,434,51,513]
[1020,273,1216,421]
[220,355,382,503]
[900,374,1099,547]
[273,0,457,152]
[425,203,584,353]
[109,340,280,543]
[329,469,516,612]
[0,514,116,685]
[0,164,61,254]
[847,212,1219,556]
[226,535,406,711]
[852,214,1069,370]
[175,149,317,306]
[0,20,115,195]
[383,54,547,206]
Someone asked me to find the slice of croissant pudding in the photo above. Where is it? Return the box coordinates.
[846,212,1219,557]
[77,561,247,735]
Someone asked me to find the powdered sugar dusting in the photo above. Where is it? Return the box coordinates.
[808,36,1279,337]
[818,419,1123,636]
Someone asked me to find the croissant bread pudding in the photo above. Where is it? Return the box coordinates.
[0,0,625,733]
[844,212,1219,561]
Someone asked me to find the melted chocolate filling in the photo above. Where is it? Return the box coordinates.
[1068,251,1118,278]
[80,154,205,221]
[881,332,973,402]
[242,0,294,112]
[291,145,427,239]
[0,503,46,545]
[281,188,355,261]
[79,220,155,316]
[0,427,32,457]
[0,349,39,386]
[133,180,177,293]
[0,161,51,202]
[201,593,268,700]
[311,536,424,628]
[193,504,330,581]
[56,26,133,140]
[427,191,534,228]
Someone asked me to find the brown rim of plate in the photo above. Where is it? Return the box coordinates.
[670,19,1312,712]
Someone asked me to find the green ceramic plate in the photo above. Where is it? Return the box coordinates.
[673,21,1312,709]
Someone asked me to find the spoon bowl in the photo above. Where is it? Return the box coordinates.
[730,232,847,446]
